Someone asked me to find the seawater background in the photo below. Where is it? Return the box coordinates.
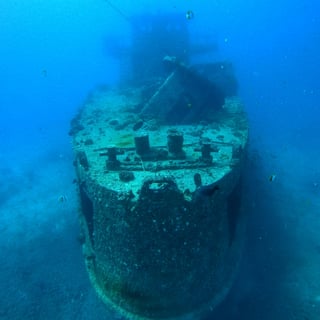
[0,0,319,319]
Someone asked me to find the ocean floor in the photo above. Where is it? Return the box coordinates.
[0,136,319,320]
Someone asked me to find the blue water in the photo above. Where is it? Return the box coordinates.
[0,1,319,319]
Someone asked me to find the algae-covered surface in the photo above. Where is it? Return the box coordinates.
[72,87,248,196]
[69,83,250,320]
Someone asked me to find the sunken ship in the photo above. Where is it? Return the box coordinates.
[70,12,249,320]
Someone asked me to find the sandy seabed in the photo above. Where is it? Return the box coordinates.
[0,140,319,320]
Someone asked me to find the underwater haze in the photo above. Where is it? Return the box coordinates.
[0,0,320,319]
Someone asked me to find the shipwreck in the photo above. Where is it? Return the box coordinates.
[70,12,249,320]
